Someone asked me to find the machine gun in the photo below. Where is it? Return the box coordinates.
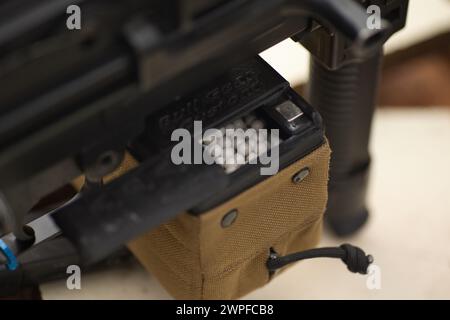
[0,0,408,295]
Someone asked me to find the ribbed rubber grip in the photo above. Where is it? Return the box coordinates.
[308,51,383,236]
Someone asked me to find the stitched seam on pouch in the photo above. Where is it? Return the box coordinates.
[198,225,205,299]
[162,224,196,253]
[142,246,193,286]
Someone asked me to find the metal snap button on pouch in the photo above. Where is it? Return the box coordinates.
[221,209,238,228]
[292,168,310,184]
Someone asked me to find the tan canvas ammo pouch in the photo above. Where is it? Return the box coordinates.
[127,141,331,299]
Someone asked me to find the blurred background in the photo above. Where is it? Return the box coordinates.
[13,0,450,299]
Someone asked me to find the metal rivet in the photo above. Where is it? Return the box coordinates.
[292,168,310,184]
[221,209,238,228]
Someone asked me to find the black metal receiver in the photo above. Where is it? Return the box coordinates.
[0,0,408,293]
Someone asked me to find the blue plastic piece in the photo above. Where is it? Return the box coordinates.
[0,239,18,271]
